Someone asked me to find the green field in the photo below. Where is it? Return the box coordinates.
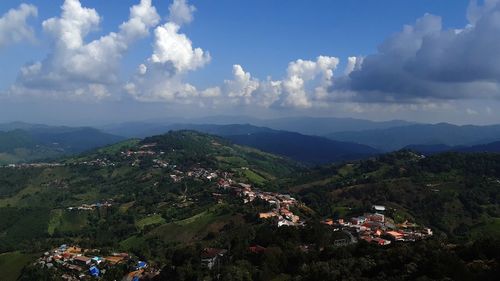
[146,207,236,244]
[47,209,88,235]
[0,251,36,281]
[136,214,166,230]
[242,169,267,185]
[470,217,500,239]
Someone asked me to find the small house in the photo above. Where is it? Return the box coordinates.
[201,248,227,270]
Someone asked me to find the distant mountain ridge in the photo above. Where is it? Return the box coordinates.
[101,116,416,137]
[226,130,379,164]
[122,123,377,164]
[0,123,124,164]
[327,123,500,151]
[406,141,500,155]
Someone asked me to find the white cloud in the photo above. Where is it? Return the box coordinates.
[42,0,100,50]
[120,0,161,40]
[138,64,148,75]
[127,0,212,104]
[0,3,38,48]
[218,57,339,109]
[201,87,221,98]
[150,22,210,73]
[344,56,363,75]
[13,0,159,101]
[224,65,260,104]
[331,1,500,104]
[169,0,196,26]
[282,56,339,108]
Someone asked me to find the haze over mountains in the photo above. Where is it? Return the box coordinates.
[0,122,123,164]
[3,117,500,165]
[406,141,500,155]
[102,116,415,137]
[327,123,500,151]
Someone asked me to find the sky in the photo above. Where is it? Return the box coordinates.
[1,0,500,126]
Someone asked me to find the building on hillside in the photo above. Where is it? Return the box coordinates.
[73,256,91,266]
[372,205,386,212]
[334,239,349,247]
[278,219,295,227]
[366,213,385,223]
[259,212,277,219]
[351,216,367,225]
[248,245,267,254]
[385,230,404,241]
[201,248,227,270]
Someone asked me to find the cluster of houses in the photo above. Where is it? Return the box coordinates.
[67,200,113,211]
[120,143,169,168]
[187,167,219,180]
[322,205,433,246]
[217,178,305,227]
[3,162,65,168]
[77,158,116,167]
[35,244,155,280]
[169,167,220,183]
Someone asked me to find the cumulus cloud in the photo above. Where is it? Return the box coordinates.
[332,0,500,104]
[169,0,196,26]
[281,56,339,108]
[224,65,260,104]
[220,65,283,107]
[8,0,500,117]
[12,0,159,100]
[126,0,212,103]
[150,22,210,73]
[218,56,339,109]
[344,56,363,75]
[0,3,37,48]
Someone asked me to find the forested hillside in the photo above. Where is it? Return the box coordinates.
[0,132,497,280]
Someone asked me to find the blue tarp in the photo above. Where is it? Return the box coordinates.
[136,261,147,269]
[89,266,100,277]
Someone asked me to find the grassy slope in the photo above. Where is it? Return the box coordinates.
[0,251,36,281]
[136,214,166,230]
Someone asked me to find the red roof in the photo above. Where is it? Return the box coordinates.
[248,245,266,254]
[201,248,227,259]
[73,256,91,262]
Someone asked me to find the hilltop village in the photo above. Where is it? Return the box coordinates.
[4,141,433,244]
[122,142,307,228]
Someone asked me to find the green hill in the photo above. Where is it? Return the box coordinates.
[0,126,124,165]
[291,151,500,240]
[0,132,498,280]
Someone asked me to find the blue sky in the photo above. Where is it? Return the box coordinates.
[0,0,470,86]
[1,0,500,125]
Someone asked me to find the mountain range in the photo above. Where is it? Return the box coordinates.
[101,116,415,137]
[406,141,500,155]
[117,123,380,164]
[327,122,500,151]
[0,123,124,164]
[4,117,500,165]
